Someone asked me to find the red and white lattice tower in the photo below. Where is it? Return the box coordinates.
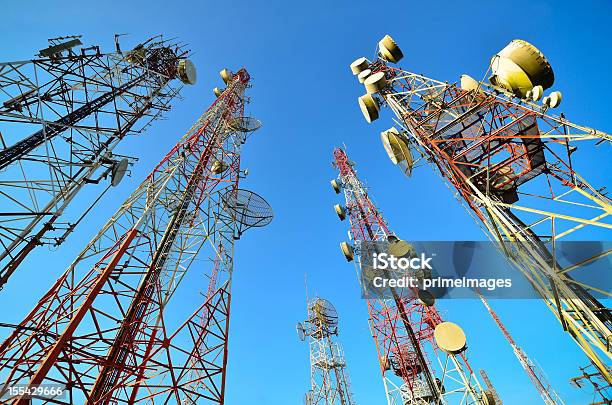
[0,35,195,288]
[349,35,611,388]
[0,67,272,404]
[478,294,563,404]
[332,147,494,405]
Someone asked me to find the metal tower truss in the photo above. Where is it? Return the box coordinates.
[479,295,563,404]
[349,36,611,385]
[332,148,493,405]
[0,67,272,404]
[478,370,501,405]
[298,297,356,405]
[0,35,195,288]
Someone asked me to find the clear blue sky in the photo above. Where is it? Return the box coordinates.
[1,0,611,404]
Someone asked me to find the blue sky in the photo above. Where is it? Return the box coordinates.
[1,0,611,403]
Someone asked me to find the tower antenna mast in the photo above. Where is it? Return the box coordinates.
[332,147,495,404]
[478,294,564,404]
[297,297,357,405]
[0,35,196,288]
[0,67,272,404]
[349,35,611,389]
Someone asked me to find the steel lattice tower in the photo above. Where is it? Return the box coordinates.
[0,35,195,288]
[349,35,612,389]
[297,297,356,405]
[0,67,272,404]
[478,294,563,404]
[478,370,501,405]
[332,148,494,405]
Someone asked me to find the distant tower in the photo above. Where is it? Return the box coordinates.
[297,297,356,405]
[479,295,563,404]
[349,35,611,388]
[332,148,495,405]
[0,67,272,404]
[0,35,195,288]
[479,370,502,405]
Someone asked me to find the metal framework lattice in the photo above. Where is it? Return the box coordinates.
[351,40,611,387]
[0,67,271,404]
[298,297,356,405]
[478,294,563,404]
[332,148,492,405]
[0,35,192,288]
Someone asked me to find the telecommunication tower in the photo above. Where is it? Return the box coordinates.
[478,294,563,404]
[349,35,611,388]
[332,147,495,405]
[0,67,272,404]
[0,35,195,288]
[478,370,502,405]
[297,297,356,405]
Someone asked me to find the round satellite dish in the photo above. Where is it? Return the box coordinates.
[380,127,413,176]
[350,57,370,75]
[340,241,354,262]
[227,116,261,133]
[213,87,222,98]
[489,39,554,98]
[380,356,391,371]
[296,322,306,341]
[126,45,146,64]
[530,85,543,101]
[220,68,232,84]
[221,189,273,230]
[434,322,467,354]
[418,289,436,307]
[178,59,197,85]
[380,356,391,372]
[330,179,342,194]
[358,69,372,84]
[545,91,562,108]
[388,239,415,258]
[378,34,403,63]
[211,160,228,174]
[311,298,338,328]
[358,93,380,123]
[360,265,379,286]
[460,74,480,92]
[111,158,129,187]
[364,71,387,94]
[334,204,346,221]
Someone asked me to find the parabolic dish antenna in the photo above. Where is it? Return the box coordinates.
[178,59,197,85]
[296,322,306,341]
[381,127,413,176]
[434,321,467,354]
[310,298,338,328]
[489,39,554,98]
[388,238,416,259]
[111,158,129,187]
[378,34,403,63]
[227,116,261,133]
[221,189,273,232]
